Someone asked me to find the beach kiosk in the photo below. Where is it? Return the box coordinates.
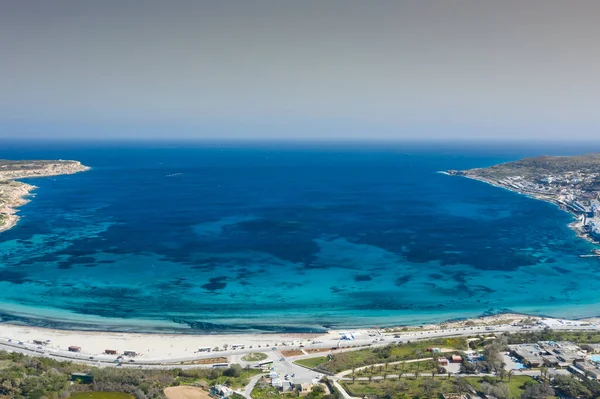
[68,346,81,352]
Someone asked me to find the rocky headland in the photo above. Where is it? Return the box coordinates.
[0,160,90,233]
[447,153,600,245]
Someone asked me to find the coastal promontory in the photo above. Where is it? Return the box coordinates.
[448,153,600,243]
[0,160,90,232]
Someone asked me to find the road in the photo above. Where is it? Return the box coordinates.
[0,321,595,370]
[242,373,266,399]
[0,321,590,399]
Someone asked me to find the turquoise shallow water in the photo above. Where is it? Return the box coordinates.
[0,141,599,333]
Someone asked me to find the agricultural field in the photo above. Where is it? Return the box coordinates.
[309,337,466,373]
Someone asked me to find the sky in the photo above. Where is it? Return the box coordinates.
[1,1,600,141]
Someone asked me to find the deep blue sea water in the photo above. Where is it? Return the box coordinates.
[1,141,600,333]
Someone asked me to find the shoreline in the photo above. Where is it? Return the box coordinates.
[0,312,573,359]
[0,181,36,234]
[457,173,600,247]
[0,312,597,361]
[0,160,90,233]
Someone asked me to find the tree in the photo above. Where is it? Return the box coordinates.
[312,385,325,394]
[460,361,477,374]
[494,383,511,399]
[223,364,243,377]
[367,375,372,384]
[507,370,514,382]
[481,382,510,399]
[498,366,507,381]
[395,380,408,398]
[397,365,404,380]
[454,377,471,396]
[553,375,592,398]
[521,382,555,399]
[307,385,326,399]
[420,379,441,399]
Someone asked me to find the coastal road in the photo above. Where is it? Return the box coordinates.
[0,321,597,369]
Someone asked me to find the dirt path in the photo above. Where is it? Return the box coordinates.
[164,386,212,399]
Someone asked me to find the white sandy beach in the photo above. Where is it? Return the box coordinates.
[0,313,558,361]
[0,323,335,360]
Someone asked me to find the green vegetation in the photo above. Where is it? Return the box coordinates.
[0,350,258,399]
[241,352,268,362]
[342,378,457,399]
[348,359,441,381]
[252,377,340,399]
[176,365,261,389]
[251,379,290,399]
[295,356,330,369]
[70,393,134,399]
[553,374,600,399]
[465,376,535,399]
[457,153,600,185]
[342,375,552,399]
[505,329,600,345]
[312,337,466,373]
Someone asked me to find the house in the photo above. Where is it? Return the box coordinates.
[271,378,283,388]
[542,354,560,367]
[574,361,600,380]
[510,344,543,368]
[451,355,463,363]
[438,358,449,366]
[295,383,316,396]
[211,384,234,398]
[552,346,586,365]
[71,372,94,384]
[585,344,600,353]
[568,365,586,377]
[68,346,81,352]
[280,381,295,393]
[105,349,118,355]
[428,347,441,354]
[588,369,600,380]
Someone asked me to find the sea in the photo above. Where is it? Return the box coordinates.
[1,140,600,333]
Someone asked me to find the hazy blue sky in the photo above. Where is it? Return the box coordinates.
[1,1,600,140]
